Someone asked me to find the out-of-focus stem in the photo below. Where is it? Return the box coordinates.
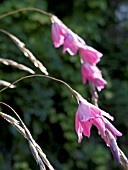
[0,7,53,20]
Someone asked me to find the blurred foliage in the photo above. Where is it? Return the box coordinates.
[0,0,128,170]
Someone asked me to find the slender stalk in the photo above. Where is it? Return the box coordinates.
[89,82,98,106]
[0,7,53,20]
[0,74,78,98]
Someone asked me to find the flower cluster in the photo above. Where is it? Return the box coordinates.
[51,15,107,91]
[75,94,122,163]
[51,15,123,164]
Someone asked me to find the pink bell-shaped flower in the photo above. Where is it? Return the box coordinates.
[75,95,122,143]
[81,62,107,91]
[79,45,103,65]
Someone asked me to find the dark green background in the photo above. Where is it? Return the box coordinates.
[0,0,128,169]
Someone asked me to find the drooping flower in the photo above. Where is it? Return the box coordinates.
[51,16,85,56]
[51,21,64,48]
[51,16,67,48]
[51,16,106,90]
[51,16,103,62]
[62,33,79,55]
[75,110,92,142]
[79,45,103,65]
[75,95,122,143]
[81,62,107,91]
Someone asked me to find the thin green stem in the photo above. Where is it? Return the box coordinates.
[0,7,53,20]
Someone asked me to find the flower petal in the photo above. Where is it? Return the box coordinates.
[80,45,103,65]
[63,34,78,55]
[103,117,122,137]
[81,62,107,91]
[78,102,91,122]
[92,117,106,135]
[75,111,83,143]
[81,120,92,138]
[51,22,65,48]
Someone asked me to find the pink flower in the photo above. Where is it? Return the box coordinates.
[51,16,67,48]
[75,110,92,142]
[51,22,64,48]
[51,16,85,55]
[103,117,122,138]
[51,16,103,65]
[79,45,103,65]
[75,95,122,143]
[81,62,107,91]
[62,33,79,55]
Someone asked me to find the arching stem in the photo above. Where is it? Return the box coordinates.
[0,7,53,20]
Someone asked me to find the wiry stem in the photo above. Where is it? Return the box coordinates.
[89,82,98,106]
[0,74,79,98]
[0,7,53,20]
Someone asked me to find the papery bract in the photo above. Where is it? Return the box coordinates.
[109,135,121,163]
[105,130,121,163]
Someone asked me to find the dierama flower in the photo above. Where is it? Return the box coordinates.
[75,94,122,163]
[62,33,79,55]
[51,16,85,56]
[81,62,107,91]
[75,95,122,144]
[79,45,103,65]
[51,16,107,90]
[51,15,102,62]
[51,16,66,48]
